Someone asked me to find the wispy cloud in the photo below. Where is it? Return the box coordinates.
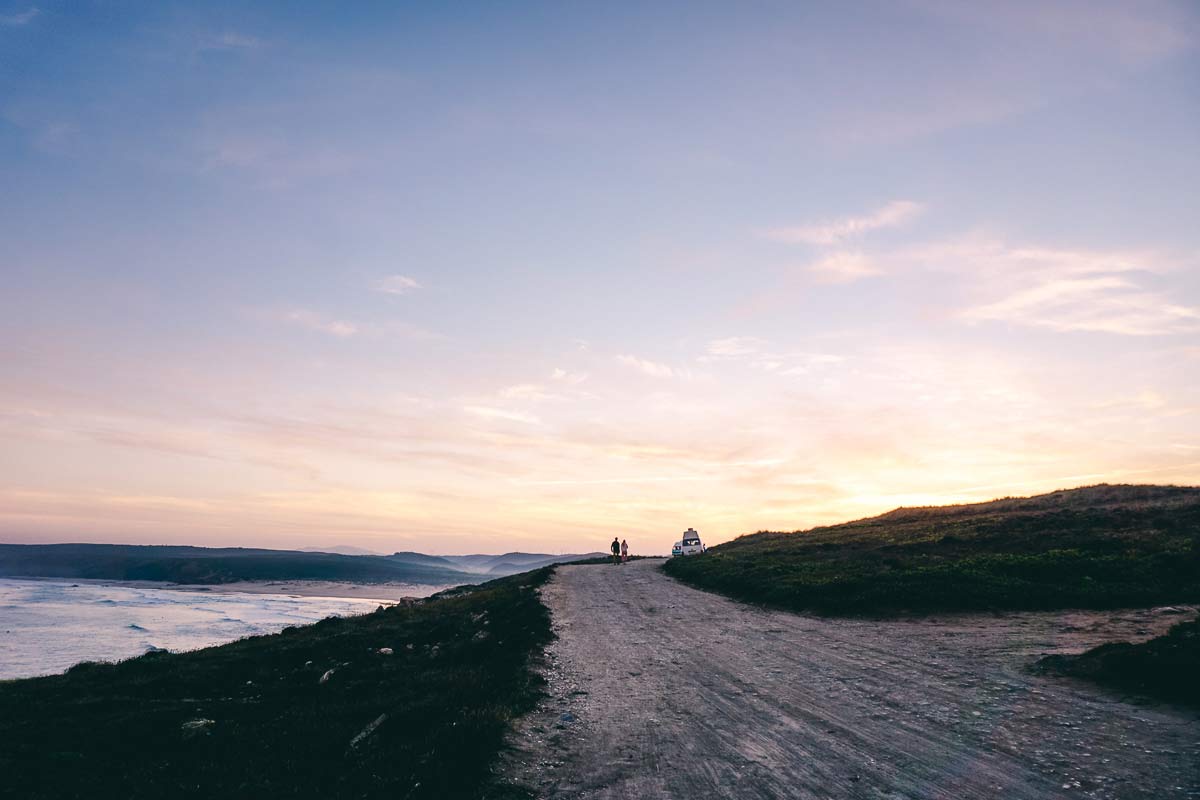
[766,201,924,246]
[512,475,720,486]
[903,237,1163,278]
[551,368,588,385]
[374,275,422,295]
[463,405,541,425]
[198,134,361,186]
[200,31,262,51]
[807,251,883,284]
[615,354,690,379]
[894,235,1198,336]
[703,337,844,374]
[2,106,79,155]
[707,337,767,357]
[258,308,441,341]
[1093,389,1169,412]
[0,7,38,26]
[281,309,357,337]
[499,384,562,402]
[913,0,1197,65]
[960,276,1200,335]
[775,354,845,375]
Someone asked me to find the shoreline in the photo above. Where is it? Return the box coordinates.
[0,575,467,603]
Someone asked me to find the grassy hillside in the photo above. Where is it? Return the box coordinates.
[0,544,475,586]
[663,484,1200,616]
[0,569,553,799]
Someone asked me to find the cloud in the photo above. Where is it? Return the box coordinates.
[2,107,78,155]
[807,251,883,284]
[703,337,844,375]
[1093,390,1168,412]
[0,7,38,26]
[281,309,357,337]
[499,384,562,402]
[755,226,1199,336]
[33,121,78,154]
[903,237,1163,278]
[775,354,845,375]
[512,475,721,486]
[615,354,690,379]
[383,320,443,341]
[198,134,361,185]
[766,201,924,246]
[551,368,588,385]
[960,276,1200,336]
[892,234,1198,336]
[257,308,440,341]
[707,337,767,357]
[200,32,262,51]
[463,405,541,425]
[374,275,422,295]
[912,0,1197,65]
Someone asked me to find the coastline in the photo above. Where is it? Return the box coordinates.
[1,575,466,603]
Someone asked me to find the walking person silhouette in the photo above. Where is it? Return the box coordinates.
[610,536,621,565]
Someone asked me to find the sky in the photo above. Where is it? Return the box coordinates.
[2,1,1198,555]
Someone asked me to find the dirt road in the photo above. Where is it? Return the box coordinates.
[503,559,1198,799]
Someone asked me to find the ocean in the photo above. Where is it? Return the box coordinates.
[0,578,414,680]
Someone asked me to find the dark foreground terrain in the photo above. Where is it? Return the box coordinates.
[0,570,553,800]
[1035,613,1200,708]
[665,484,1200,615]
[504,561,1199,799]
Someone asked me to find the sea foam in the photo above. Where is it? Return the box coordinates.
[0,578,394,679]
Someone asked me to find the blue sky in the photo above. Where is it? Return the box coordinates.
[2,1,1198,553]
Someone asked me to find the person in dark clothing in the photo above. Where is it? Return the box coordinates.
[610,537,621,565]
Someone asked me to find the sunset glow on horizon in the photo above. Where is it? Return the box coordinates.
[2,2,1198,554]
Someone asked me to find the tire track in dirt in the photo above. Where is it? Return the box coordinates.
[502,559,1198,799]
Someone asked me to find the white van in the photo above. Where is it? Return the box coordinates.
[671,527,705,556]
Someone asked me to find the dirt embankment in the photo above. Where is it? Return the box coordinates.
[502,559,1199,799]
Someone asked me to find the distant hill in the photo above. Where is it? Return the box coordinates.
[0,544,476,586]
[0,544,610,586]
[663,484,1200,615]
[297,545,383,556]
[422,552,609,576]
[386,551,463,570]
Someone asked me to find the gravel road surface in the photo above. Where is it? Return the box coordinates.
[503,559,1198,799]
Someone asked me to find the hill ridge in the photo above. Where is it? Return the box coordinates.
[665,483,1200,615]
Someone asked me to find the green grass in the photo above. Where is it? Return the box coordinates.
[663,484,1200,616]
[1033,614,1200,708]
[0,569,554,799]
